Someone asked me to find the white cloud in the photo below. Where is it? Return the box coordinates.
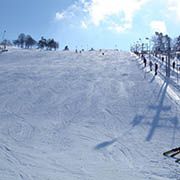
[108,21,132,33]
[87,0,148,27]
[167,0,180,21]
[55,12,65,21]
[150,20,167,34]
[55,0,149,32]
[84,0,149,32]
[81,21,88,29]
[55,1,85,21]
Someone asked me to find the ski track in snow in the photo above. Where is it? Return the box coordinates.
[0,48,179,180]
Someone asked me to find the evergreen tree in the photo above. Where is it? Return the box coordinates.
[173,35,180,51]
[38,37,47,49]
[13,39,20,47]
[25,35,36,48]
[152,32,165,54]
[18,33,26,48]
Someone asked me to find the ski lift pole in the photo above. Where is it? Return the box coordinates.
[178,56,180,84]
[145,37,150,60]
[177,54,178,83]
[177,65,179,84]
[2,30,6,50]
[166,36,171,78]
[2,30,6,41]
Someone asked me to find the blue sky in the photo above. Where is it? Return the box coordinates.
[1,0,180,50]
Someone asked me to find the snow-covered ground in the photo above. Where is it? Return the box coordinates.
[0,48,180,180]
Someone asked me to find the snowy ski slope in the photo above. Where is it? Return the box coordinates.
[0,48,180,180]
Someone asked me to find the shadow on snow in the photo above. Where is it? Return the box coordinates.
[94,139,117,150]
[130,79,179,143]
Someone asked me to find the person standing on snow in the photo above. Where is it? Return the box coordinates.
[149,60,153,71]
[172,61,175,70]
[155,63,158,76]
[143,57,147,67]
[141,54,144,62]
[162,57,164,63]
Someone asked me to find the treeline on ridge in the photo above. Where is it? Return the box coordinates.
[13,33,59,50]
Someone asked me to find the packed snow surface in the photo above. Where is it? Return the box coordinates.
[0,48,180,180]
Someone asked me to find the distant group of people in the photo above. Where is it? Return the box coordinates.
[172,61,180,72]
[161,56,180,71]
[141,54,158,76]
[134,51,180,79]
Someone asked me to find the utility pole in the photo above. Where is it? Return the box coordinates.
[2,30,6,50]
[176,54,179,83]
[134,42,138,53]
[141,43,144,55]
[2,30,6,40]
[166,35,171,78]
[146,37,150,60]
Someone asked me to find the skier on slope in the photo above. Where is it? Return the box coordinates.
[141,54,144,61]
[172,61,175,70]
[149,60,153,71]
[143,57,147,67]
[162,57,164,63]
[155,63,158,76]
